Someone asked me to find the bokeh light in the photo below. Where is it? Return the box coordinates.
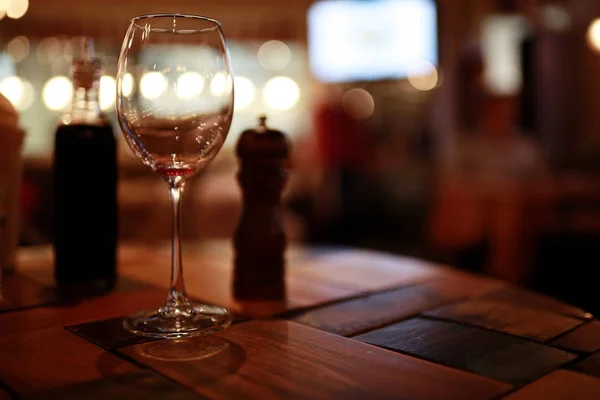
[407,61,438,91]
[210,72,228,96]
[233,76,255,111]
[6,0,28,19]
[176,72,204,99]
[36,37,61,65]
[263,76,300,111]
[121,73,134,97]
[0,76,23,108]
[541,4,571,32]
[99,75,116,111]
[588,19,600,53]
[43,76,73,111]
[341,88,375,120]
[140,72,167,99]
[0,0,11,10]
[6,36,30,63]
[257,40,292,71]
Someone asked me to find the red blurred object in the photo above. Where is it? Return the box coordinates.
[19,179,39,217]
[314,93,373,172]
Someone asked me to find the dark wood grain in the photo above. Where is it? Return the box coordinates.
[424,299,583,341]
[293,277,501,336]
[551,321,600,353]
[571,351,600,379]
[66,317,158,350]
[505,370,600,399]
[21,370,201,400]
[355,317,576,385]
[0,288,165,337]
[121,320,511,400]
[481,286,593,320]
[0,328,138,396]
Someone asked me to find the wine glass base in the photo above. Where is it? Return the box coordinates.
[123,304,232,339]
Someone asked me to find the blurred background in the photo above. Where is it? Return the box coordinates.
[4,0,600,313]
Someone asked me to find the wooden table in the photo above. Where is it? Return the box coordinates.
[1,241,600,399]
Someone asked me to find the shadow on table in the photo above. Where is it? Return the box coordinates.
[22,369,200,400]
[119,336,246,386]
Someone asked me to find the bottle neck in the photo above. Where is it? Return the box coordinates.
[70,83,101,122]
[66,56,103,124]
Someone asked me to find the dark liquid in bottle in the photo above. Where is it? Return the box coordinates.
[53,122,118,294]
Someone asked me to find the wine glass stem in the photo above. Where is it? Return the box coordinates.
[166,183,190,310]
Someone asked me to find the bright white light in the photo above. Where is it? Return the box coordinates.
[121,73,134,97]
[7,0,27,19]
[99,75,116,111]
[257,40,292,71]
[234,76,255,111]
[43,76,72,111]
[176,72,204,99]
[342,88,375,120]
[0,0,11,11]
[263,76,300,111]
[210,72,230,97]
[308,0,438,83]
[140,71,167,99]
[482,15,526,95]
[589,19,600,53]
[407,61,438,91]
[0,76,34,111]
[0,76,23,108]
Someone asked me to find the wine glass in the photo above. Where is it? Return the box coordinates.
[116,14,234,338]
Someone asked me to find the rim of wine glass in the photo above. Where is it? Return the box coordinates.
[130,13,221,33]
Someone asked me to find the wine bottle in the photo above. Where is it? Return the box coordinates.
[53,38,118,294]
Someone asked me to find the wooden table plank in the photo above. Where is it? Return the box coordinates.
[293,277,502,337]
[504,370,600,399]
[424,299,583,341]
[0,288,165,337]
[571,351,600,379]
[0,273,56,313]
[481,286,593,320]
[119,246,363,318]
[170,243,449,292]
[16,245,164,293]
[0,328,138,396]
[551,321,600,353]
[355,317,576,386]
[121,320,511,400]
[291,250,452,292]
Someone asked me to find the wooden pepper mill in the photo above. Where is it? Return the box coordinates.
[233,115,289,299]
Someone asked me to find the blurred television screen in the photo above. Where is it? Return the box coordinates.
[307,0,438,83]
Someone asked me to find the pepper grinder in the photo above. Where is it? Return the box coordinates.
[233,115,289,299]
